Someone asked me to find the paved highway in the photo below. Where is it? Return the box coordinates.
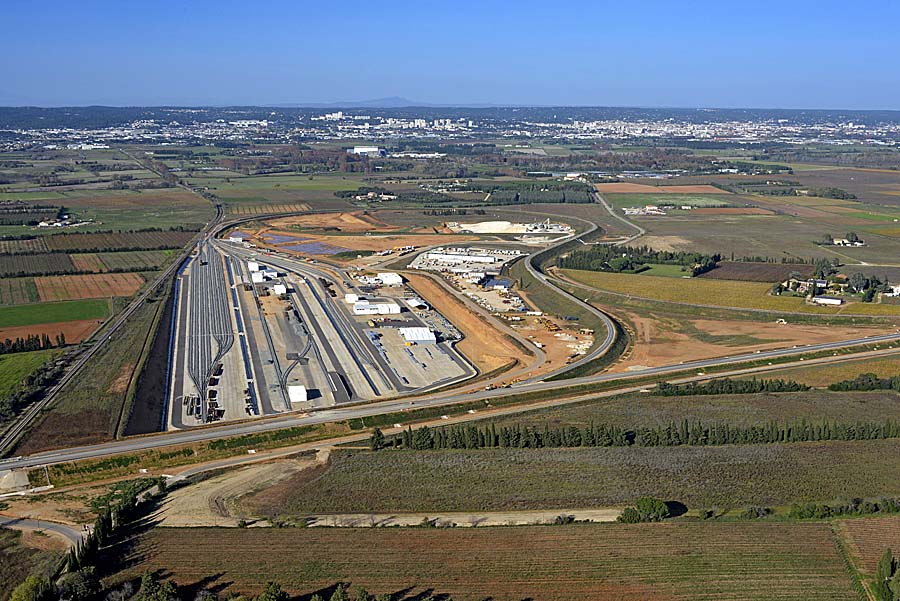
[2,330,898,471]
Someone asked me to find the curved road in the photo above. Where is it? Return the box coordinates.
[0,515,83,546]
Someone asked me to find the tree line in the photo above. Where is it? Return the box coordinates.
[655,377,809,396]
[374,417,900,452]
[557,244,719,276]
[828,372,900,392]
[0,333,65,355]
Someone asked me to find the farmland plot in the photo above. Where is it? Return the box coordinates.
[698,261,814,282]
[0,278,38,305]
[109,523,857,600]
[0,253,76,277]
[34,273,144,301]
[247,442,900,513]
[839,515,900,574]
[97,250,170,271]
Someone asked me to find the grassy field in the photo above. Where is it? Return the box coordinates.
[749,354,900,386]
[0,299,109,328]
[0,349,59,400]
[562,268,900,315]
[0,528,64,601]
[245,440,900,514]
[484,389,900,430]
[106,523,858,600]
[604,192,734,209]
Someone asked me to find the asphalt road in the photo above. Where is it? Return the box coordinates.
[0,515,84,546]
[2,330,898,472]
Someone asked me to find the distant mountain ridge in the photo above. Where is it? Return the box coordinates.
[271,96,514,108]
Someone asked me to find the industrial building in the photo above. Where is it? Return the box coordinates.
[399,327,437,344]
[353,300,401,315]
[272,283,287,296]
[288,385,308,404]
[347,146,386,157]
[377,272,404,286]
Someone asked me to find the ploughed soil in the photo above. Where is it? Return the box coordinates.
[611,310,886,372]
[0,319,101,345]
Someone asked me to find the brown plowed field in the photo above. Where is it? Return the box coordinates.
[107,522,856,600]
[34,273,144,301]
[698,261,814,282]
[596,183,728,194]
[69,253,107,272]
[0,319,101,344]
[227,202,311,215]
[267,211,396,233]
[839,516,900,574]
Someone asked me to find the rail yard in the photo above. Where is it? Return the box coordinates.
[166,236,477,428]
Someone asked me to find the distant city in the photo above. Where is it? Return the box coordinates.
[2,106,900,150]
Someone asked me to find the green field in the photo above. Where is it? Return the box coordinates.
[638,262,694,277]
[106,523,858,600]
[0,349,59,400]
[244,439,900,514]
[0,299,109,328]
[604,193,734,209]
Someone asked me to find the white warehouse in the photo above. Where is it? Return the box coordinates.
[399,327,436,344]
[377,272,404,286]
[353,300,401,315]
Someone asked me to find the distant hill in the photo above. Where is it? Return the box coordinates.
[272,97,511,109]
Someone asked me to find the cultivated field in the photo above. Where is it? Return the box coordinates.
[245,440,900,513]
[0,253,75,277]
[0,319,102,345]
[0,278,38,305]
[0,299,109,328]
[226,202,311,215]
[34,273,145,301]
[562,268,900,315]
[699,261,814,282]
[0,231,194,254]
[839,515,900,574]
[108,523,857,600]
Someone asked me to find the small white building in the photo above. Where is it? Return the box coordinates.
[399,327,436,344]
[272,283,287,296]
[247,261,260,272]
[288,385,308,404]
[251,272,264,284]
[377,272,404,287]
[261,269,278,280]
[345,293,360,304]
[812,296,843,306]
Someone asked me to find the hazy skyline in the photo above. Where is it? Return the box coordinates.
[4,0,899,109]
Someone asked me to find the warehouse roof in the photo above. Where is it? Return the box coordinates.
[398,327,436,342]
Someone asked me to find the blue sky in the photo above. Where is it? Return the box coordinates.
[4,0,899,108]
